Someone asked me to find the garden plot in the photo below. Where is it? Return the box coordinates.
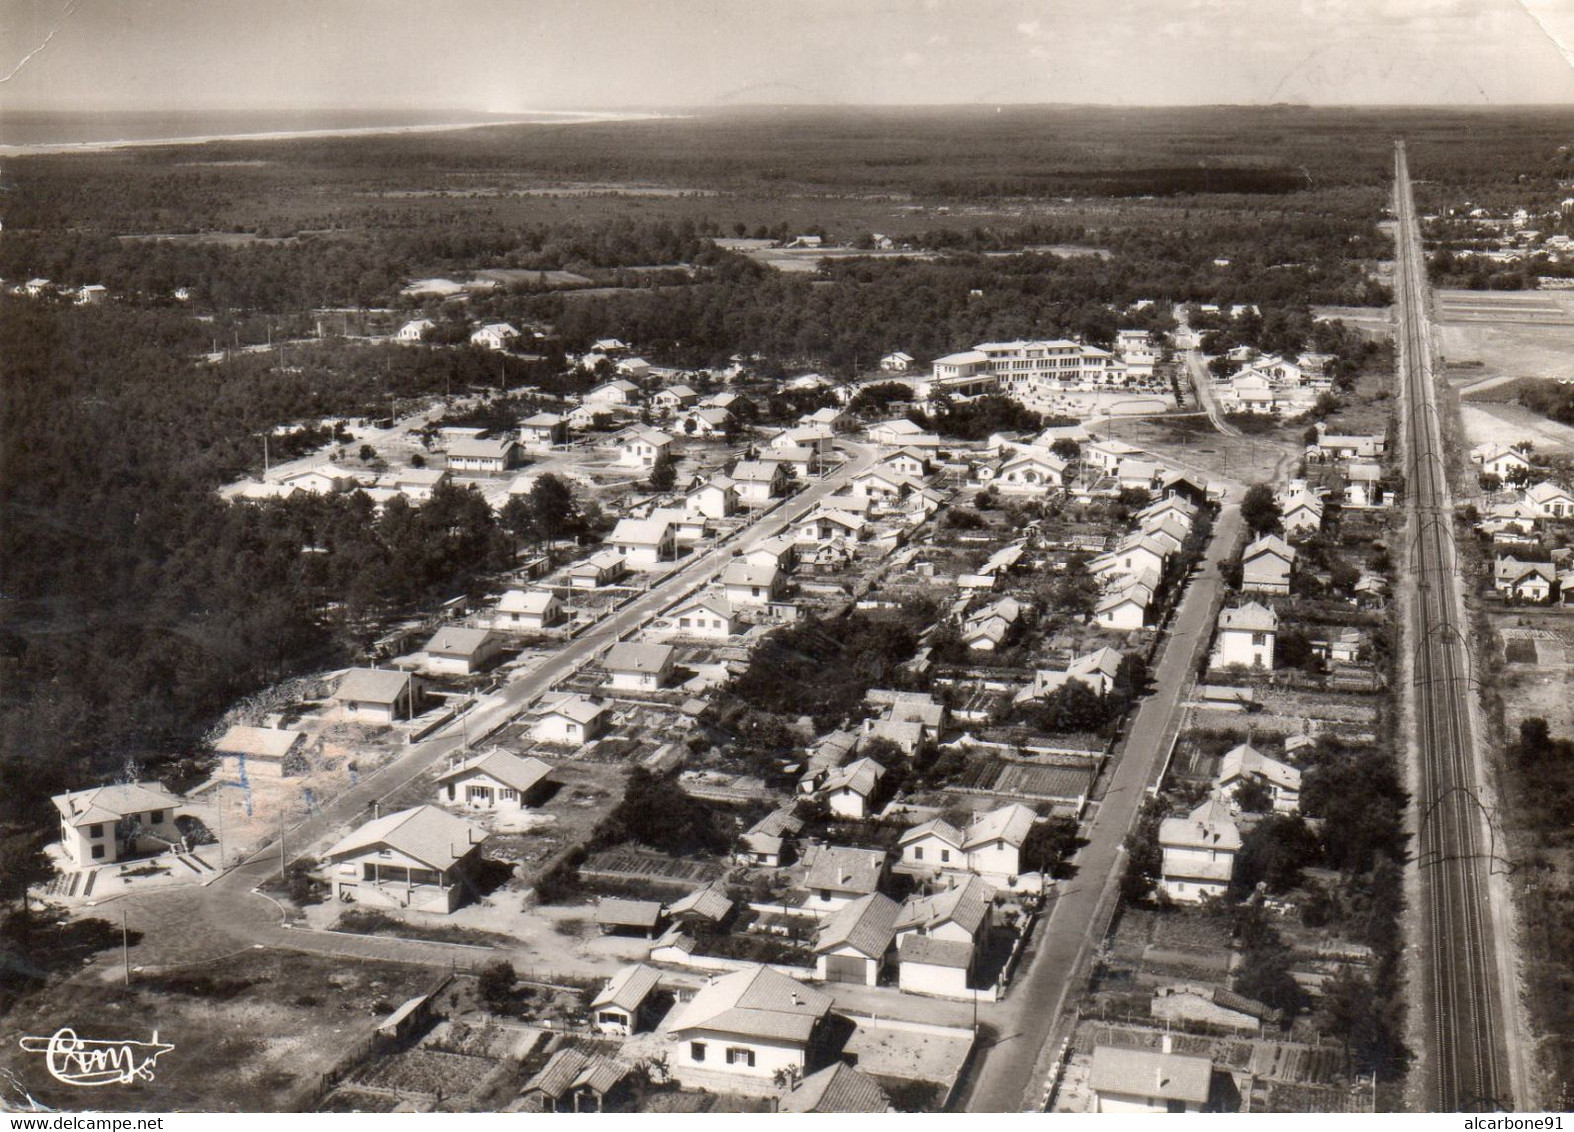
[580,846,723,888]
[347,1047,497,1098]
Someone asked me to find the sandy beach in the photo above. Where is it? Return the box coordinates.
[0,110,685,158]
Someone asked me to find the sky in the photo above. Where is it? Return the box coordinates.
[2,0,1573,112]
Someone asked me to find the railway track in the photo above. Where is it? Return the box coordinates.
[1392,141,1513,1112]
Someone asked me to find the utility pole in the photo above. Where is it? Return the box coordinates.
[121,910,130,986]
[263,433,270,475]
[278,807,286,878]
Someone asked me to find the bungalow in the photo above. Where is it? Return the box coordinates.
[996,451,1067,492]
[814,757,886,819]
[276,463,361,495]
[1083,438,1141,473]
[1240,534,1295,596]
[393,467,448,500]
[436,750,555,810]
[961,803,1037,882]
[771,444,820,480]
[669,883,734,929]
[795,508,865,544]
[814,892,899,985]
[1158,796,1240,903]
[665,966,835,1093]
[585,379,640,406]
[446,436,522,474]
[324,805,487,914]
[1526,480,1574,519]
[493,588,562,632]
[519,412,568,449]
[1114,459,1161,494]
[469,322,519,351]
[1090,1044,1213,1114]
[522,1048,633,1113]
[609,517,676,568]
[335,668,423,722]
[602,641,675,691]
[779,1063,893,1114]
[533,694,610,746]
[215,724,307,781]
[867,418,926,447]
[1279,492,1325,537]
[739,806,804,868]
[591,964,662,1037]
[54,782,185,870]
[899,819,965,872]
[1211,602,1278,670]
[687,474,739,520]
[620,427,674,469]
[1216,744,1301,814]
[682,407,734,437]
[1090,533,1168,582]
[652,385,699,413]
[803,845,889,911]
[849,466,919,505]
[396,318,435,344]
[880,351,915,372]
[423,626,503,675]
[616,356,652,379]
[1495,557,1556,603]
[1094,586,1150,632]
[1311,423,1384,461]
[731,460,789,505]
[720,559,784,607]
[75,283,108,304]
[878,446,931,481]
[592,337,629,354]
[667,593,737,640]
[568,548,628,589]
[897,934,976,999]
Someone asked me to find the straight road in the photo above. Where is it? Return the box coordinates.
[1184,348,1242,437]
[1392,141,1516,1112]
[959,501,1244,1111]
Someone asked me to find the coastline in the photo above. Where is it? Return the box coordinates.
[0,110,686,158]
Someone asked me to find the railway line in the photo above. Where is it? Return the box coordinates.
[1392,141,1514,1112]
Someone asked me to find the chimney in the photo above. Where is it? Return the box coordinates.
[1162,1033,1174,1054]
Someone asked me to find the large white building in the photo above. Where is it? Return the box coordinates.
[926,339,1129,401]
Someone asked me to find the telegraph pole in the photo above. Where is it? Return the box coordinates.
[278,808,286,878]
[121,910,130,986]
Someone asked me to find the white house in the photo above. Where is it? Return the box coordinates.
[681,407,733,437]
[731,460,789,506]
[396,318,435,344]
[1158,797,1240,903]
[1474,444,1533,481]
[324,805,487,914]
[1211,602,1278,671]
[616,356,652,379]
[393,467,448,501]
[996,451,1067,492]
[493,588,562,632]
[813,757,885,819]
[960,802,1037,883]
[609,517,676,568]
[803,845,888,911]
[470,322,520,351]
[602,642,675,692]
[436,750,555,810]
[687,475,739,519]
[795,508,865,544]
[720,559,784,607]
[1240,534,1295,596]
[335,668,423,723]
[665,966,835,1093]
[1090,1043,1213,1113]
[652,385,699,414]
[620,427,674,469]
[898,818,966,873]
[214,725,307,782]
[1526,480,1574,519]
[533,694,610,746]
[867,418,926,447]
[519,412,569,449]
[738,807,804,868]
[894,875,993,998]
[54,782,185,870]
[1279,492,1325,537]
[276,463,362,495]
[1032,646,1125,698]
[568,549,628,589]
[1216,744,1301,814]
[446,436,522,474]
[423,626,504,675]
[1094,586,1150,632]
[813,892,899,985]
[585,379,640,406]
[880,352,915,372]
[591,964,662,1037]
[666,593,737,640]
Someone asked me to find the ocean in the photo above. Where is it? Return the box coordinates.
[0,109,610,150]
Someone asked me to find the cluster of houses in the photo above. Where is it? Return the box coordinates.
[1468,457,1574,605]
[7,278,110,304]
[1211,350,1335,417]
[1090,493,1203,632]
[1303,422,1391,510]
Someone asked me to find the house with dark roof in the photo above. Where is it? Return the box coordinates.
[323,805,487,914]
[602,642,675,692]
[521,1047,633,1112]
[665,966,836,1093]
[590,963,663,1036]
[813,892,899,985]
[739,806,804,868]
[893,874,995,998]
[435,750,556,811]
[778,1062,893,1113]
[53,782,185,870]
[423,626,504,675]
[594,897,666,938]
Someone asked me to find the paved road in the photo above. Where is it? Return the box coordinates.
[958,501,1245,1111]
[1392,142,1517,1112]
[87,443,883,965]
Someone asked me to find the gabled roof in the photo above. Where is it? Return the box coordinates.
[590,963,661,1012]
[436,750,554,795]
[571,548,627,575]
[539,693,608,725]
[804,845,887,896]
[624,425,672,446]
[897,818,964,849]
[1070,646,1124,681]
[497,588,558,615]
[1243,534,1294,563]
[670,592,735,621]
[425,626,496,658]
[1090,1045,1212,1105]
[1159,796,1242,852]
[666,965,833,1043]
[898,934,974,969]
[820,756,885,798]
[814,892,900,958]
[595,897,664,929]
[1217,744,1301,792]
[896,874,993,938]
[731,460,785,483]
[720,560,780,588]
[522,1047,630,1100]
[779,1063,893,1114]
[963,802,1036,851]
[603,641,674,673]
[324,805,485,871]
[668,884,734,923]
[53,782,183,827]
[214,725,303,761]
[1218,601,1278,633]
[336,667,415,705]
[610,517,673,546]
[447,436,518,459]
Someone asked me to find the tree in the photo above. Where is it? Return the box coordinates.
[1234,941,1306,1015]
[1233,777,1274,814]
[1241,483,1282,536]
[1120,802,1163,904]
[647,453,677,492]
[478,959,517,1009]
[608,768,731,855]
[1050,438,1080,462]
[528,474,578,545]
[499,494,538,549]
[1020,816,1081,878]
